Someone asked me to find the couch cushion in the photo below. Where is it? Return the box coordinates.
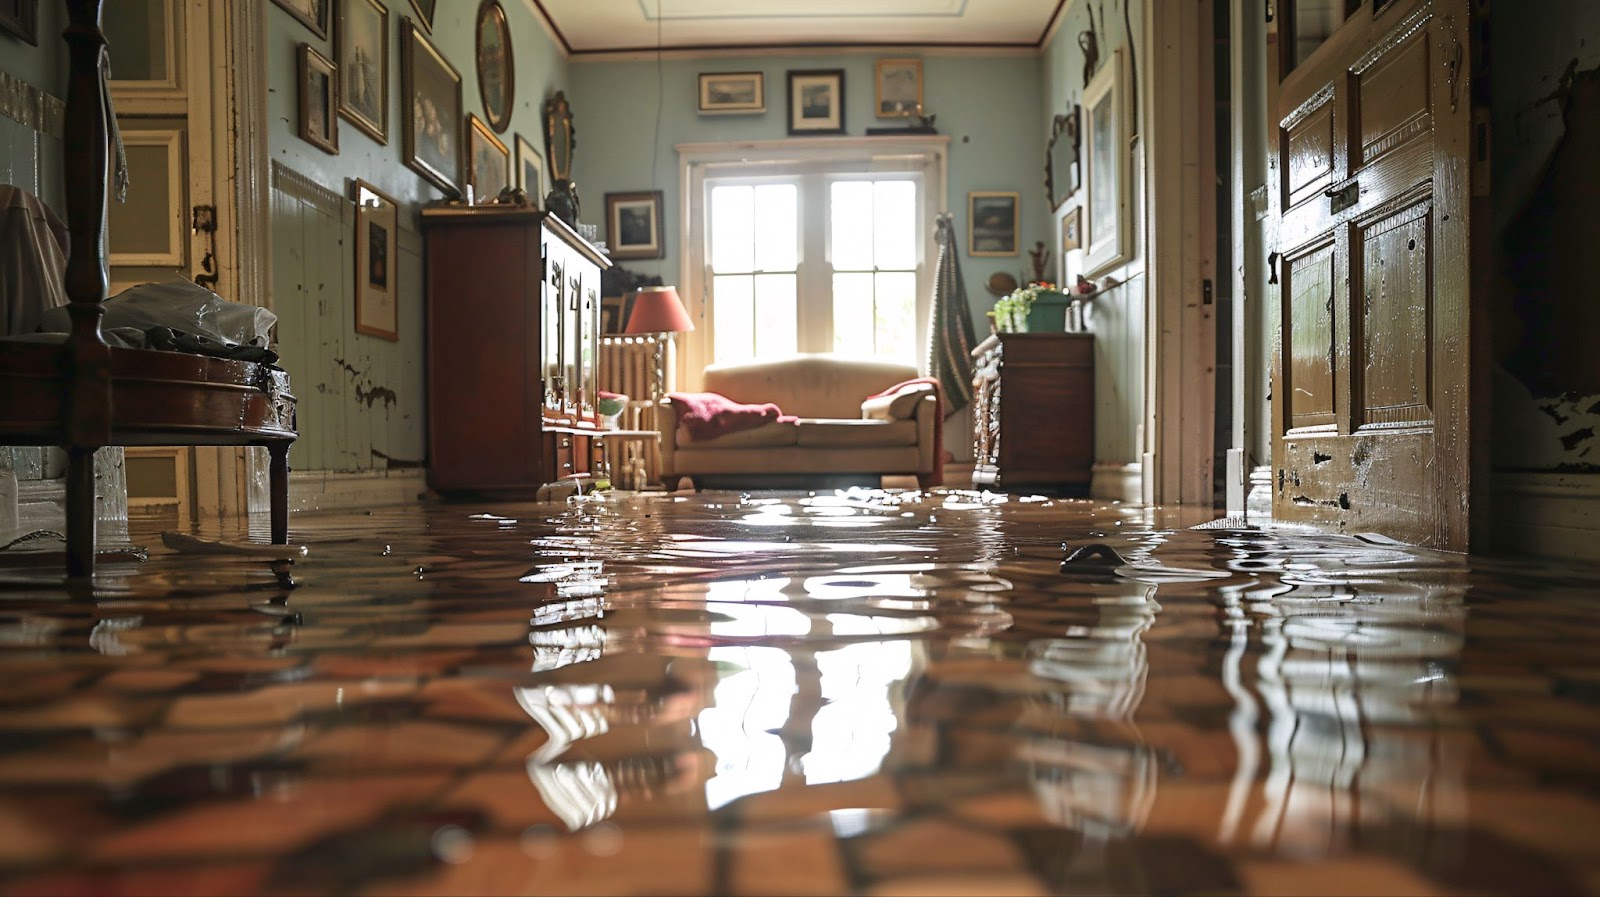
[702,354,919,419]
[681,419,798,448]
[794,418,917,448]
[861,382,934,420]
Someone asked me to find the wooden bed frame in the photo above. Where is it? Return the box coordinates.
[0,0,296,577]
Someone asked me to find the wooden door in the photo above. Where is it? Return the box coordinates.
[1271,0,1475,549]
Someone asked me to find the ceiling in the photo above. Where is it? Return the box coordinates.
[531,0,1067,55]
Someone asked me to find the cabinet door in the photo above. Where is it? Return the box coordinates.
[579,275,599,417]
[542,239,565,411]
[566,262,585,415]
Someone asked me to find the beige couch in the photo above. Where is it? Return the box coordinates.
[656,354,938,489]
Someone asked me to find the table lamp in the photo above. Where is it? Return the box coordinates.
[624,285,694,401]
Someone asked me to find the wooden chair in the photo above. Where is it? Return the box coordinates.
[0,0,296,576]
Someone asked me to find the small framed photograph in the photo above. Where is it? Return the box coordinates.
[466,113,510,202]
[698,71,764,115]
[353,179,399,341]
[401,17,462,196]
[875,58,923,119]
[297,44,339,155]
[338,0,388,144]
[515,133,544,209]
[0,0,39,45]
[1061,205,1082,252]
[273,0,329,40]
[605,190,665,260]
[969,191,1019,257]
[475,0,514,133]
[407,0,435,32]
[787,69,845,136]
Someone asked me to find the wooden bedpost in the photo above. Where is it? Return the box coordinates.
[61,0,113,577]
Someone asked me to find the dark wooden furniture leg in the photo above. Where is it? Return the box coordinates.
[65,446,96,577]
[269,442,290,545]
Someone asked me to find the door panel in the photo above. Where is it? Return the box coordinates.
[1284,241,1338,430]
[1355,196,1432,428]
[1271,0,1474,549]
[1353,27,1431,168]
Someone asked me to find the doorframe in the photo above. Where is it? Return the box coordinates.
[1142,0,1219,507]
[1225,0,1273,519]
[193,0,273,524]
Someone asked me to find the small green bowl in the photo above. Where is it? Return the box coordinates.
[597,396,627,418]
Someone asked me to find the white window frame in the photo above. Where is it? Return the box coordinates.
[678,136,949,391]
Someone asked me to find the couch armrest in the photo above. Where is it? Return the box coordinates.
[861,382,936,421]
[912,393,938,475]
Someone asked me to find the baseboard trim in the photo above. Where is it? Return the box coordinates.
[1091,461,1143,503]
[288,469,427,513]
[1491,471,1600,562]
[1247,465,1273,522]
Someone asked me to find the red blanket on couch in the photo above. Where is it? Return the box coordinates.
[668,391,797,441]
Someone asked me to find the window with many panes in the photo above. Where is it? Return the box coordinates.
[703,168,924,369]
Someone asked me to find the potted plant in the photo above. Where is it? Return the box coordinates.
[991,282,1067,332]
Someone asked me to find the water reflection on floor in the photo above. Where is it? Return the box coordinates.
[1,489,1598,895]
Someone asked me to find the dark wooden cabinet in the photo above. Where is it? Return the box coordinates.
[421,208,608,492]
[971,332,1094,492]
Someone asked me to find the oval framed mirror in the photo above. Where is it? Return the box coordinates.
[544,91,574,182]
[475,0,514,133]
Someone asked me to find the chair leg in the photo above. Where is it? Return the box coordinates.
[65,446,96,577]
[269,442,290,545]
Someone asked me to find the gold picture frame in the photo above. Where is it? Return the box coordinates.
[337,0,388,144]
[875,58,923,119]
[698,71,764,114]
[466,112,510,202]
[400,17,462,196]
[297,43,339,155]
[353,179,399,341]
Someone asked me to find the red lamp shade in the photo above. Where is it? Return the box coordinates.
[624,285,695,334]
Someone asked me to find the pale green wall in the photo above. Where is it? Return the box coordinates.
[1041,0,1147,467]
[266,3,568,471]
[566,52,1049,336]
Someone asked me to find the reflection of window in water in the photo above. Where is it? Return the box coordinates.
[1216,561,1469,856]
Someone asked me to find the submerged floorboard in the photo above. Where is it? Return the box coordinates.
[0,489,1597,895]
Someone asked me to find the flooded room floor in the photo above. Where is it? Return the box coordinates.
[1,489,1598,896]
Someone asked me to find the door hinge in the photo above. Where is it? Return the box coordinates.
[1203,279,1214,305]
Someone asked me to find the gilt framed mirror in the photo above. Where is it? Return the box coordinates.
[544,91,574,182]
[1045,106,1080,210]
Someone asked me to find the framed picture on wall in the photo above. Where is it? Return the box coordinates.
[968,191,1019,257]
[787,69,845,135]
[0,0,39,45]
[273,0,329,40]
[407,0,435,32]
[466,113,510,201]
[874,58,922,119]
[297,44,339,155]
[698,72,764,114]
[515,133,544,209]
[400,17,462,196]
[338,0,388,144]
[605,191,665,260]
[1083,48,1132,276]
[353,179,399,341]
[475,0,514,133]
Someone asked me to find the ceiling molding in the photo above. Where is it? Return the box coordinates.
[536,0,1068,56]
